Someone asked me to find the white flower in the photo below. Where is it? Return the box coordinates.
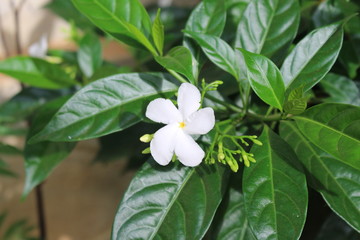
[28,35,48,58]
[146,83,215,167]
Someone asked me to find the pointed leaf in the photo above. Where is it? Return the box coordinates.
[294,103,360,170]
[155,46,194,83]
[29,73,178,143]
[111,160,228,240]
[239,48,285,110]
[281,20,344,92]
[235,0,300,63]
[320,73,360,105]
[185,31,239,79]
[280,121,360,232]
[152,9,164,56]
[243,126,308,240]
[72,0,157,55]
[212,188,256,240]
[0,57,75,89]
[78,33,102,78]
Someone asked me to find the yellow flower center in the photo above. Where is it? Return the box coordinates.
[179,122,186,128]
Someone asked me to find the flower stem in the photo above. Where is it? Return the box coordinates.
[167,69,188,84]
[246,111,283,122]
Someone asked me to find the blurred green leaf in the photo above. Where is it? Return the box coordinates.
[0,57,76,89]
[235,0,300,64]
[72,0,157,55]
[312,0,343,27]
[3,220,37,240]
[281,20,344,93]
[320,73,359,105]
[243,126,308,240]
[0,143,22,155]
[338,39,360,78]
[0,159,16,178]
[78,33,102,78]
[152,9,164,56]
[280,121,360,232]
[111,159,228,240]
[155,46,195,83]
[294,103,360,170]
[239,48,285,111]
[315,213,359,240]
[30,73,178,143]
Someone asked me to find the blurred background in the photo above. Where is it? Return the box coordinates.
[0,0,197,239]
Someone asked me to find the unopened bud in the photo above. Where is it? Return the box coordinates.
[142,147,151,154]
[218,152,225,161]
[252,139,263,146]
[140,134,153,143]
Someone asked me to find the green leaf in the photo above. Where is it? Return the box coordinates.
[185,0,226,36]
[185,31,239,79]
[280,121,360,232]
[339,40,360,79]
[239,48,285,111]
[320,73,360,105]
[23,97,75,197]
[315,213,359,240]
[78,33,102,78]
[281,20,344,93]
[0,57,75,89]
[72,0,157,55]
[152,9,164,56]
[0,87,67,123]
[235,0,300,63]
[0,159,16,178]
[29,73,178,143]
[111,160,228,240]
[294,103,360,170]
[212,188,256,240]
[243,126,308,240]
[155,46,194,83]
[0,143,22,155]
[312,0,343,28]
[283,86,307,115]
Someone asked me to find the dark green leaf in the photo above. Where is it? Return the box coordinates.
[0,143,22,155]
[312,0,343,28]
[89,65,131,82]
[23,97,75,197]
[0,87,67,123]
[0,159,16,178]
[280,121,360,232]
[185,31,239,79]
[235,0,300,64]
[78,33,102,78]
[29,73,178,143]
[239,48,285,111]
[315,213,359,240]
[155,46,195,83]
[338,40,360,79]
[0,57,75,89]
[0,126,27,136]
[281,20,344,93]
[284,86,307,115]
[320,73,359,105]
[152,9,164,56]
[294,103,360,170]
[243,126,308,240]
[185,0,226,36]
[72,0,157,55]
[212,188,256,240]
[111,160,228,240]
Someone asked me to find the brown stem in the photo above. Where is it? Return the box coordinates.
[10,0,27,55]
[35,184,47,240]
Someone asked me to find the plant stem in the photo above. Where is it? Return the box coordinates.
[167,69,188,83]
[35,183,47,240]
[205,94,243,113]
[246,111,283,122]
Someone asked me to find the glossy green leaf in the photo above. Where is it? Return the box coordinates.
[29,73,178,143]
[239,48,285,111]
[315,213,359,240]
[243,126,308,240]
[280,121,360,231]
[185,0,226,36]
[155,46,194,83]
[235,0,300,63]
[78,33,102,78]
[281,20,344,92]
[0,87,67,123]
[72,0,157,55]
[111,160,228,240]
[152,9,164,56]
[294,103,360,170]
[283,87,307,115]
[212,188,256,240]
[0,57,75,89]
[23,97,75,197]
[320,73,359,105]
[185,31,239,79]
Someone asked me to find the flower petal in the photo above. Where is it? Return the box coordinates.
[146,98,182,124]
[184,107,215,135]
[177,83,201,119]
[175,131,204,167]
[150,124,179,166]
[28,35,48,58]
